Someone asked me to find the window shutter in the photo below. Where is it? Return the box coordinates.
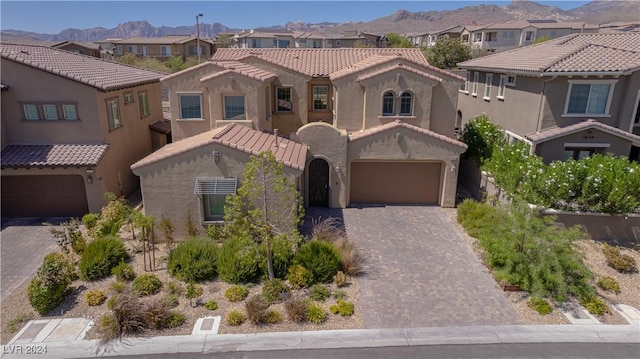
[194,177,237,195]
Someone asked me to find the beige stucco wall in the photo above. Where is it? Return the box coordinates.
[534,128,633,163]
[202,73,265,130]
[347,127,465,207]
[133,144,302,238]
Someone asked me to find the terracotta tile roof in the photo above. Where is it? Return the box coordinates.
[202,61,277,82]
[132,124,307,171]
[0,44,165,91]
[526,119,640,145]
[356,63,443,83]
[349,120,468,150]
[483,20,597,30]
[111,36,211,45]
[212,48,432,77]
[212,124,307,171]
[458,33,640,74]
[149,119,171,134]
[53,41,101,50]
[1,144,109,169]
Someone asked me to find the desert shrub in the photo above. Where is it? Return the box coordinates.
[333,271,347,287]
[79,236,128,281]
[132,273,162,296]
[310,284,330,302]
[333,290,348,301]
[331,237,363,276]
[460,114,505,166]
[50,218,86,256]
[206,224,224,242]
[184,211,200,237]
[110,281,126,293]
[597,276,621,294]
[144,301,170,330]
[245,295,269,325]
[165,281,183,296]
[306,303,326,324]
[226,310,246,326]
[163,312,186,328]
[259,234,295,279]
[287,264,313,289]
[167,237,218,282]
[99,294,147,343]
[262,278,290,304]
[294,241,342,284]
[82,213,99,230]
[329,300,354,316]
[218,236,261,284]
[158,217,175,249]
[99,313,119,343]
[161,294,179,308]
[264,310,283,324]
[310,217,344,242]
[85,289,107,306]
[94,194,132,238]
[6,313,32,333]
[205,300,218,311]
[28,253,75,314]
[225,285,249,302]
[111,261,135,281]
[284,296,308,323]
[185,283,203,307]
[581,296,612,316]
[527,297,552,315]
[603,244,636,273]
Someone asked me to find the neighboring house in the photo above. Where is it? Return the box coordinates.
[405,32,428,47]
[52,41,101,58]
[460,20,599,53]
[456,32,640,163]
[111,35,214,60]
[233,30,383,48]
[0,44,165,217]
[131,48,467,232]
[425,26,464,48]
[234,30,297,49]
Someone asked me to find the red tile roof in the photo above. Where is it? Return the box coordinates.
[526,119,640,145]
[1,144,109,169]
[349,120,468,150]
[149,120,171,134]
[0,44,165,91]
[201,61,277,82]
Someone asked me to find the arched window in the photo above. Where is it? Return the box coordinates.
[399,91,413,116]
[382,91,395,116]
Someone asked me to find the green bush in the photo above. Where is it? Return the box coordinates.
[603,244,637,273]
[329,300,354,316]
[165,281,183,296]
[264,310,283,324]
[227,310,246,326]
[185,283,203,307]
[110,281,126,293]
[262,278,290,304]
[132,273,162,296]
[460,114,505,166]
[161,294,179,308]
[597,276,621,294]
[111,261,135,281]
[27,253,75,314]
[310,284,330,302]
[333,290,348,301]
[285,296,308,323]
[168,237,218,282]
[218,236,261,284]
[225,285,249,302]
[93,194,132,237]
[205,300,218,311]
[79,236,128,281]
[85,289,107,306]
[163,312,186,328]
[286,264,312,289]
[6,313,32,333]
[82,213,99,230]
[306,303,326,324]
[294,241,342,284]
[259,234,294,279]
[107,296,119,310]
[526,297,552,315]
[245,295,269,325]
[581,296,612,316]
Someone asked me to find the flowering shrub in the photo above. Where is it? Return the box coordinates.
[460,114,505,166]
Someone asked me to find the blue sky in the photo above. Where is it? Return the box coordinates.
[1,1,592,34]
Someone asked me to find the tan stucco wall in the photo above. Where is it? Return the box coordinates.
[347,127,465,207]
[202,73,264,130]
[294,123,348,208]
[133,143,302,237]
[307,78,333,125]
[534,128,633,163]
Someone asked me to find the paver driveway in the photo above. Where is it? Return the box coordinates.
[306,206,520,329]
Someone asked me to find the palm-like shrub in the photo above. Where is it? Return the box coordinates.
[79,236,128,281]
[168,237,218,282]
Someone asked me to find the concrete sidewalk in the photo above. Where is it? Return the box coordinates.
[2,325,638,359]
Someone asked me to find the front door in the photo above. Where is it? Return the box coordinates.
[309,158,329,207]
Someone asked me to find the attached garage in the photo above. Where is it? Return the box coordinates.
[349,161,442,205]
[1,175,88,217]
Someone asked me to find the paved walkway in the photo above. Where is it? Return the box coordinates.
[308,206,520,328]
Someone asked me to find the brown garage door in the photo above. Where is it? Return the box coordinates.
[2,175,88,217]
[350,162,441,205]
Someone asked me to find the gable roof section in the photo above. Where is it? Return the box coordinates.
[356,63,443,84]
[1,144,109,169]
[526,119,640,146]
[201,61,277,83]
[458,33,640,75]
[131,124,307,172]
[349,120,468,150]
[0,43,165,91]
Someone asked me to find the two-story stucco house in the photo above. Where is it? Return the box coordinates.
[131,48,467,231]
[456,33,640,163]
[111,35,214,61]
[1,44,165,217]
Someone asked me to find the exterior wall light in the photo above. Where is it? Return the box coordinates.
[86,169,94,184]
[213,150,221,164]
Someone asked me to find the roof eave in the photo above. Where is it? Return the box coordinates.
[540,71,625,77]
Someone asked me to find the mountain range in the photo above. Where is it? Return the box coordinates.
[2,0,639,43]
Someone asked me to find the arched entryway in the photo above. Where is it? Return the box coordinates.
[308,158,330,207]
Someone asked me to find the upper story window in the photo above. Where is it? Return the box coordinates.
[62,104,78,120]
[524,31,535,42]
[43,104,59,120]
[633,92,640,127]
[224,95,246,120]
[484,73,493,100]
[23,104,40,120]
[160,45,171,56]
[138,91,150,117]
[116,45,123,55]
[486,32,497,42]
[313,39,322,48]
[23,104,78,121]
[473,33,483,42]
[312,85,328,110]
[251,39,260,48]
[399,92,413,116]
[278,40,290,48]
[472,72,479,96]
[382,91,395,116]
[126,45,137,54]
[124,92,134,104]
[460,72,470,93]
[276,87,292,112]
[564,80,616,116]
[179,93,203,119]
[106,98,122,130]
[498,75,507,99]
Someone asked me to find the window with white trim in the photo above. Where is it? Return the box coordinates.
[126,45,137,54]
[106,98,121,130]
[160,45,171,56]
[124,92,134,104]
[312,85,328,110]
[382,91,395,116]
[483,73,492,100]
[43,104,59,120]
[634,95,640,126]
[23,104,40,120]
[472,72,479,96]
[460,72,470,93]
[179,93,202,119]
[224,95,245,120]
[62,104,78,120]
[473,33,482,42]
[498,75,507,99]
[524,31,535,42]
[276,87,292,112]
[116,45,123,55]
[138,91,150,117]
[399,91,413,116]
[195,177,237,222]
[564,80,616,116]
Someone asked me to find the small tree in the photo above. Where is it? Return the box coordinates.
[224,151,304,280]
[424,38,471,69]
[216,33,236,49]
[385,33,413,48]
